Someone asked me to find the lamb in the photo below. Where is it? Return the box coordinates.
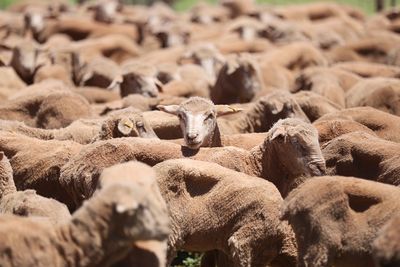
[373,214,400,267]
[0,107,157,144]
[0,161,170,267]
[157,92,310,141]
[154,159,297,267]
[0,151,70,225]
[0,80,93,129]
[345,78,400,116]
[282,176,400,267]
[316,107,400,143]
[322,131,400,186]
[59,118,325,207]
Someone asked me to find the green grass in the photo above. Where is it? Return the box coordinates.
[0,0,398,12]
[174,0,398,14]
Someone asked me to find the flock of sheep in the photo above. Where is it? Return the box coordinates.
[0,0,400,266]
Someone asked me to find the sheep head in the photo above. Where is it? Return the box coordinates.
[9,41,45,84]
[266,118,326,194]
[158,97,242,149]
[98,162,170,241]
[109,63,162,98]
[97,108,158,140]
[92,0,122,24]
[180,43,226,83]
[212,54,264,104]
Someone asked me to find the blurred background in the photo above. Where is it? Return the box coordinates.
[0,0,399,13]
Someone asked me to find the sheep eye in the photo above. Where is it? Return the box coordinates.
[204,114,214,121]
[177,113,184,120]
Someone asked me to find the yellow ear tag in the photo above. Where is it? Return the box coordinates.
[124,120,133,128]
[228,106,243,112]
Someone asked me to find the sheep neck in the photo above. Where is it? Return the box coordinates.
[55,193,130,266]
[251,139,305,197]
[208,124,222,147]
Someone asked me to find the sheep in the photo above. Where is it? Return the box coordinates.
[373,214,400,267]
[327,38,396,65]
[211,53,265,104]
[75,56,121,88]
[333,61,400,78]
[345,78,400,116]
[313,119,377,145]
[273,2,360,21]
[293,67,346,107]
[293,91,342,122]
[8,40,44,84]
[316,107,400,143]
[108,62,163,98]
[37,16,139,43]
[61,34,142,64]
[257,42,328,72]
[59,118,325,207]
[0,107,157,144]
[154,159,297,267]
[0,151,70,225]
[282,176,400,267]
[0,80,93,129]
[178,43,225,83]
[322,131,400,186]
[74,86,120,104]
[0,161,170,267]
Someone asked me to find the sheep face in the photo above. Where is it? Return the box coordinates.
[269,119,326,178]
[118,73,162,98]
[10,43,44,84]
[158,97,241,149]
[110,184,170,241]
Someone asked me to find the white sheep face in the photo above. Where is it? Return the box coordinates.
[158,97,241,149]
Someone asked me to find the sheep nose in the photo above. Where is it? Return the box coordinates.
[187,133,198,140]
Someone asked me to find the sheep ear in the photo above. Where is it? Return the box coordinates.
[108,75,123,90]
[271,127,287,141]
[270,100,285,115]
[215,105,243,117]
[154,78,163,92]
[157,105,180,115]
[115,202,139,215]
[118,118,134,135]
[80,71,93,86]
[227,60,239,75]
